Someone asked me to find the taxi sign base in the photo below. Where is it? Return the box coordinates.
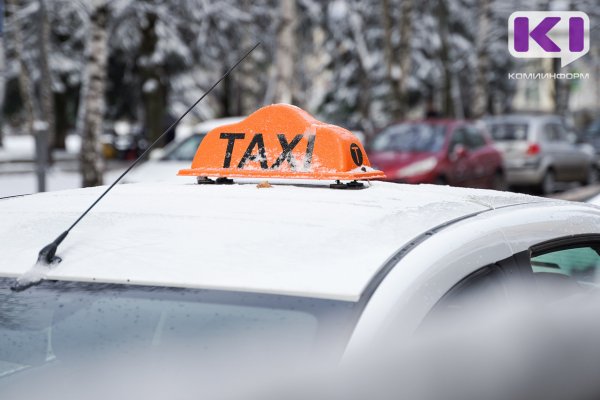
[196,176,234,185]
[329,180,366,190]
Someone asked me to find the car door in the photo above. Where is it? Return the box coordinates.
[539,122,569,180]
[543,122,585,181]
[464,125,495,188]
[446,127,473,186]
[553,122,589,181]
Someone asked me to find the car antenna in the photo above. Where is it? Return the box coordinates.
[25,42,261,273]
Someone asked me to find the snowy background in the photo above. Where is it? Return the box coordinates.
[0,0,599,197]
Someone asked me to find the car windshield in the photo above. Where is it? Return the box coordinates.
[488,122,529,141]
[163,134,205,161]
[372,124,446,152]
[585,120,600,137]
[0,279,357,390]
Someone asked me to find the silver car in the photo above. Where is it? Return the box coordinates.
[485,114,593,194]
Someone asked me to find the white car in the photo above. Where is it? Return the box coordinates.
[3,105,600,396]
[123,117,244,183]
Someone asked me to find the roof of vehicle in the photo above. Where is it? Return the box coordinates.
[1,181,556,301]
[380,119,468,128]
[484,114,563,124]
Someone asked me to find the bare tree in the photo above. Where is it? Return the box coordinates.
[6,0,37,135]
[0,1,4,147]
[382,0,413,119]
[273,0,297,104]
[472,0,490,118]
[78,0,107,187]
[437,0,454,118]
[37,0,55,149]
[382,0,400,115]
[396,0,413,118]
[138,8,167,145]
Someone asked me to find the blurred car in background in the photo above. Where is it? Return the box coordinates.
[102,120,148,160]
[485,114,594,194]
[580,117,600,172]
[123,117,244,183]
[368,120,505,189]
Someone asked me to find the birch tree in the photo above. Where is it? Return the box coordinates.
[0,0,4,147]
[37,0,55,150]
[472,0,490,118]
[78,0,108,187]
[272,0,297,104]
[6,0,38,135]
[396,0,413,118]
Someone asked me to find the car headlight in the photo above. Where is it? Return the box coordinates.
[396,157,438,178]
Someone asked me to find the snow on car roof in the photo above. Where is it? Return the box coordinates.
[1,181,549,301]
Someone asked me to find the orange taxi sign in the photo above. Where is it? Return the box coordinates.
[177,104,385,181]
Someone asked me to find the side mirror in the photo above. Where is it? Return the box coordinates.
[567,132,578,145]
[451,144,468,160]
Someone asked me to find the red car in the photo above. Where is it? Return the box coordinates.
[368,120,505,189]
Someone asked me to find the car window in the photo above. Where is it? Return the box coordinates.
[529,243,600,300]
[163,134,205,161]
[488,122,528,141]
[532,246,600,283]
[0,279,357,380]
[372,124,446,152]
[542,123,565,142]
[449,128,468,152]
[465,126,486,149]
[585,119,600,137]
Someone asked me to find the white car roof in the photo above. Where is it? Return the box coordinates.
[1,181,552,301]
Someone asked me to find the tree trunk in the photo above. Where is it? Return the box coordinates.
[471,0,490,118]
[139,10,167,145]
[273,0,297,104]
[348,7,373,125]
[7,0,37,135]
[437,0,453,118]
[38,0,56,150]
[54,89,68,150]
[79,0,108,187]
[0,10,4,148]
[382,0,401,117]
[397,0,413,119]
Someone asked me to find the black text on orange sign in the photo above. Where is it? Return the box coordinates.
[219,133,316,170]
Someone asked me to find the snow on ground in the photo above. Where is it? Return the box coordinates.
[0,169,124,198]
[0,134,122,197]
[0,135,81,162]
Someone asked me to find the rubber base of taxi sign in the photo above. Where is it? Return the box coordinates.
[330,180,365,190]
[177,104,386,181]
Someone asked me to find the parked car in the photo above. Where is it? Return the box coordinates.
[123,117,244,183]
[485,114,594,194]
[368,120,505,189]
[101,120,148,160]
[580,117,600,171]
